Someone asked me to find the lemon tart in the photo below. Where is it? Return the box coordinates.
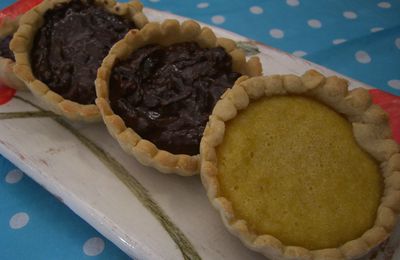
[200,70,400,259]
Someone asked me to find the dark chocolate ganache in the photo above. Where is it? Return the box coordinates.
[0,35,14,61]
[110,42,241,155]
[31,0,136,105]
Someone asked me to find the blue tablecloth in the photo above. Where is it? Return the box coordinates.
[1,0,399,259]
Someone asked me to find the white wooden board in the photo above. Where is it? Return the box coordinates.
[0,8,398,260]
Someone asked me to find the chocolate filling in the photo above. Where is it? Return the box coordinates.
[0,35,14,61]
[31,0,136,105]
[110,42,241,155]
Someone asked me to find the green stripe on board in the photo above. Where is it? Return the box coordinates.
[0,111,57,119]
[10,95,201,260]
[56,118,201,260]
[236,41,260,56]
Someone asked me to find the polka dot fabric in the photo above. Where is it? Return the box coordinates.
[139,0,400,96]
[0,155,130,260]
[0,0,399,259]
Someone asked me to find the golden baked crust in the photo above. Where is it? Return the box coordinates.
[10,0,148,122]
[0,16,27,91]
[200,70,400,259]
[95,19,262,176]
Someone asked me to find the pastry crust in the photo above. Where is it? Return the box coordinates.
[95,19,262,176]
[200,70,400,259]
[0,16,27,91]
[10,0,148,122]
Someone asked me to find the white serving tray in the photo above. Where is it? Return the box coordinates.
[0,8,398,260]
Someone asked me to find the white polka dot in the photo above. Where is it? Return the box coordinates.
[370,27,384,33]
[83,237,105,256]
[388,80,400,90]
[292,50,307,57]
[332,38,347,45]
[395,38,400,49]
[377,2,391,8]
[249,6,263,14]
[355,51,371,64]
[269,29,284,39]
[286,0,300,7]
[196,2,209,9]
[211,15,225,25]
[5,169,23,184]
[307,19,322,29]
[343,11,357,19]
[9,212,29,229]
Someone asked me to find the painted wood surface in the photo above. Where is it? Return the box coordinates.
[0,8,398,260]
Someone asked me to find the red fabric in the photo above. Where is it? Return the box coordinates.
[0,85,16,105]
[0,0,42,25]
[369,89,400,143]
[0,0,42,105]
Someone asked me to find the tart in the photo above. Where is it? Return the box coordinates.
[10,0,148,121]
[0,16,26,90]
[95,19,262,176]
[200,70,400,259]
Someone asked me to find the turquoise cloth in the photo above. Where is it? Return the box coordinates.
[142,0,400,96]
[0,155,129,259]
[0,0,399,259]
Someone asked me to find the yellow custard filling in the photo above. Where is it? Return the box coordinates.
[216,96,382,250]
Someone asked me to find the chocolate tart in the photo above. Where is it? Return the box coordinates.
[0,17,27,91]
[10,0,148,121]
[200,70,400,259]
[95,20,262,176]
